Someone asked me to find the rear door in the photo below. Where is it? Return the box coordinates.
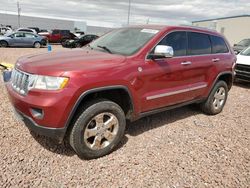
[23,33,36,46]
[186,32,214,99]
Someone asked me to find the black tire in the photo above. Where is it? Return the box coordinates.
[0,40,8,47]
[200,80,228,115]
[69,99,126,159]
[34,42,41,48]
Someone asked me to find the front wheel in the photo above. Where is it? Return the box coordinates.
[200,80,228,115]
[69,99,126,159]
[0,40,8,47]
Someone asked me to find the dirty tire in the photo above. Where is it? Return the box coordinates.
[201,80,228,115]
[69,99,126,159]
[0,40,8,47]
[34,42,41,48]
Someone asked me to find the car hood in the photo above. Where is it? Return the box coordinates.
[236,54,250,66]
[16,48,127,76]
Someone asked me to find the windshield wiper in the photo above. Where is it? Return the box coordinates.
[97,45,112,54]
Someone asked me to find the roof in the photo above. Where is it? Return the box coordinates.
[192,15,250,23]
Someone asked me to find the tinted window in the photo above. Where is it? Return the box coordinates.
[52,30,59,34]
[210,35,229,53]
[158,31,187,56]
[188,32,211,55]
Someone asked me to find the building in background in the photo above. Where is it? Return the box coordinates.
[0,12,112,35]
[192,15,250,45]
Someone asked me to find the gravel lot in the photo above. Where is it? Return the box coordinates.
[0,46,249,187]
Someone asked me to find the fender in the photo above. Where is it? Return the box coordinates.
[63,85,135,133]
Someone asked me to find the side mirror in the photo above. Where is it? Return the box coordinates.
[148,45,174,60]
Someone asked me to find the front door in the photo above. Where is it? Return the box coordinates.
[140,31,199,112]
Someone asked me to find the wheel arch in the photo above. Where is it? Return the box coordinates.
[208,71,234,96]
[0,40,9,46]
[64,85,135,136]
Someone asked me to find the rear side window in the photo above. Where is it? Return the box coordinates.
[159,31,187,56]
[188,32,211,55]
[210,35,229,53]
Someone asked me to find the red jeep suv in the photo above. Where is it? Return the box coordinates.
[5,25,236,159]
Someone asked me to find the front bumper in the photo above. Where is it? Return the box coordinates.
[5,79,76,141]
[15,108,66,142]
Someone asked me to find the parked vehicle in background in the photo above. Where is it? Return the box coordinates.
[28,27,40,33]
[0,27,13,35]
[233,38,250,54]
[0,32,47,48]
[62,34,98,48]
[39,29,76,43]
[235,46,250,82]
[4,25,235,159]
[16,28,37,34]
[74,31,85,37]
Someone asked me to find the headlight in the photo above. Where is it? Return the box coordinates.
[30,75,69,90]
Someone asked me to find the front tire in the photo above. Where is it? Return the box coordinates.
[69,99,126,159]
[0,40,8,47]
[200,81,228,115]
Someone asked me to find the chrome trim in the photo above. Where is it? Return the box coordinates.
[181,61,192,65]
[146,84,207,100]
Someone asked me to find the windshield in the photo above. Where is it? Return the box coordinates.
[89,28,159,56]
[238,39,250,46]
[240,47,250,56]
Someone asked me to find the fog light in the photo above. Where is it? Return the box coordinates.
[30,108,44,120]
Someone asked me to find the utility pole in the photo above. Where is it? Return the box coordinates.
[17,1,21,28]
[127,0,131,25]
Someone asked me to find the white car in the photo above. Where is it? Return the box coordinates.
[235,47,250,82]
[16,28,37,34]
[0,27,13,35]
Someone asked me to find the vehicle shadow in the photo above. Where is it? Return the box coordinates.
[233,81,250,89]
[126,105,201,137]
[30,130,129,157]
[30,105,201,157]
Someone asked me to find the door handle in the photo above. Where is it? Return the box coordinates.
[181,61,192,66]
[212,58,220,62]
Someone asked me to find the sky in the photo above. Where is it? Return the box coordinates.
[0,0,250,27]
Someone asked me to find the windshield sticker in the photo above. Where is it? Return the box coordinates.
[141,29,159,34]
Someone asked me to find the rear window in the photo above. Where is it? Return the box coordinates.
[187,32,211,55]
[210,35,229,53]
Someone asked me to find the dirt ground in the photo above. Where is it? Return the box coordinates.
[0,46,249,187]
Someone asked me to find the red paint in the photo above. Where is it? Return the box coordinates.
[6,25,235,129]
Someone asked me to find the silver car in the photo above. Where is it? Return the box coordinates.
[0,32,47,48]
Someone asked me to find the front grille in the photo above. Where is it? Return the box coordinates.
[235,64,250,73]
[11,69,30,95]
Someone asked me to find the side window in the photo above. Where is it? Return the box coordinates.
[25,33,35,38]
[52,30,59,35]
[158,31,187,57]
[210,35,229,53]
[15,33,25,38]
[187,32,211,55]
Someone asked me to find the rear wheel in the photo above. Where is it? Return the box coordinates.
[69,99,126,159]
[0,40,8,47]
[34,42,41,48]
[200,81,228,115]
